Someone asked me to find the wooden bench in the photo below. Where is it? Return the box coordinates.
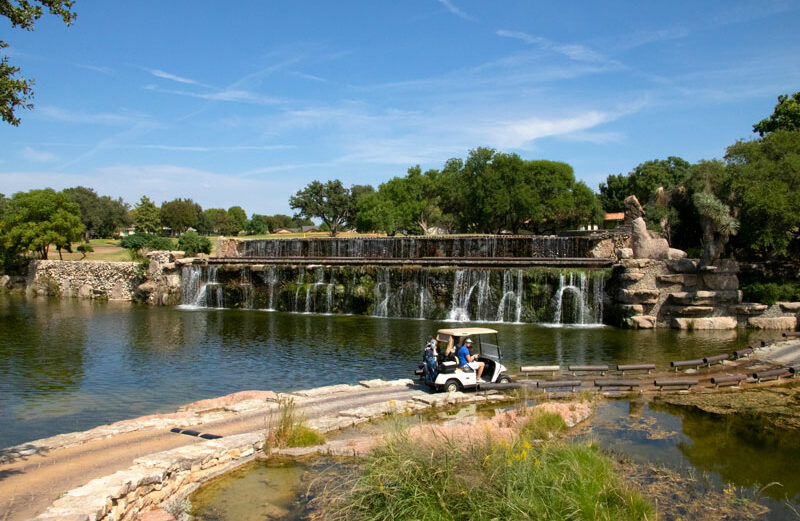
[594,379,641,391]
[519,365,561,378]
[670,359,703,371]
[752,368,790,383]
[710,374,747,388]
[537,380,582,392]
[733,347,754,359]
[654,378,699,391]
[616,364,655,376]
[568,365,608,376]
[703,354,729,367]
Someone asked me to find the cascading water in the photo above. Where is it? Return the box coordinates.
[178,263,606,324]
[550,272,604,326]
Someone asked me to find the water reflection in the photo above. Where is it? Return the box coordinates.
[0,295,756,447]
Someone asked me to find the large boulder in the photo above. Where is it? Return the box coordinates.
[747,317,797,330]
[671,317,738,330]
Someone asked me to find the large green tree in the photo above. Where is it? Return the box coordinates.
[160,198,201,235]
[753,92,800,136]
[63,186,129,241]
[203,208,235,235]
[227,206,248,235]
[133,196,161,234]
[289,180,354,237]
[598,157,691,212]
[726,130,800,258]
[1,0,76,126]
[1,188,83,259]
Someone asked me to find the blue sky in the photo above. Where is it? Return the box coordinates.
[1,0,798,215]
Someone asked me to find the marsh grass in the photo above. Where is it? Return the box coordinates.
[264,396,325,453]
[325,410,655,521]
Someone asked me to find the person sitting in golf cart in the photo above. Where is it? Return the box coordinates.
[457,338,485,381]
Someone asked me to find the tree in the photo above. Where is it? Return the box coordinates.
[1,0,76,126]
[246,214,272,235]
[693,192,739,266]
[63,186,129,241]
[133,196,161,234]
[289,180,354,237]
[1,188,83,259]
[177,231,211,256]
[599,157,690,212]
[203,208,235,235]
[227,206,248,235]
[160,198,200,235]
[725,130,800,258]
[753,92,800,136]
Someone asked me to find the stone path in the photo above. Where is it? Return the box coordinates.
[0,380,505,521]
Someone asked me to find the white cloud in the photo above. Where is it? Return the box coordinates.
[144,85,283,105]
[36,106,148,126]
[435,0,473,20]
[21,147,59,162]
[496,30,612,64]
[149,68,201,85]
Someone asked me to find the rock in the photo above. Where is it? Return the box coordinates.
[667,248,687,260]
[671,317,738,330]
[175,257,195,265]
[616,248,634,260]
[179,390,278,412]
[730,303,768,315]
[619,304,644,315]
[137,281,157,294]
[631,217,669,259]
[715,259,740,273]
[684,368,697,374]
[169,250,185,260]
[618,289,660,304]
[701,273,739,290]
[747,317,797,330]
[628,315,656,329]
[669,290,742,306]
[165,274,181,289]
[778,302,800,312]
[138,509,177,521]
[665,259,699,273]
[0,275,9,289]
[657,274,697,286]
[78,283,93,299]
[668,306,714,317]
[618,272,644,282]
[589,239,616,259]
[620,258,654,268]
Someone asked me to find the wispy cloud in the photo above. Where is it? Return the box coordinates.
[148,68,201,85]
[77,63,114,75]
[435,0,473,21]
[36,106,150,126]
[496,30,612,64]
[21,147,58,162]
[144,85,283,105]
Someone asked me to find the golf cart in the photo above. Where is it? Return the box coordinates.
[418,327,511,392]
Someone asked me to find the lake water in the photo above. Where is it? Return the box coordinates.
[0,295,760,448]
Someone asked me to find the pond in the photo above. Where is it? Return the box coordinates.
[0,294,761,447]
[190,401,800,521]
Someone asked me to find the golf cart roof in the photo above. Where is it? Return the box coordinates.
[437,327,498,337]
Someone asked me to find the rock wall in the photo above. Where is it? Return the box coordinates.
[136,251,194,306]
[27,260,140,300]
[609,258,798,330]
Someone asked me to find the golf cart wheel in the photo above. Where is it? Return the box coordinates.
[497,375,511,384]
[444,379,461,393]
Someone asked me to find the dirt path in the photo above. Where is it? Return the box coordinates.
[0,385,423,521]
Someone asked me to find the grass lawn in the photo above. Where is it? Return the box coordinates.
[46,239,131,262]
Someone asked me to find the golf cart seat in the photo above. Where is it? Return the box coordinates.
[439,360,458,374]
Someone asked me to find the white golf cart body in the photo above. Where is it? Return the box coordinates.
[431,327,509,392]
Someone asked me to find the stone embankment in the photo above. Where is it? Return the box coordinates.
[27,260,140,300]
[3,380,509,521]
[610,257,799,330]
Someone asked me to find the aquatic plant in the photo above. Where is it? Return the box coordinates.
[264,396,325,453]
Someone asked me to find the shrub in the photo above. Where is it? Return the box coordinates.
[742,281,800,305]
[177,231,211,256]
[328,422,654,521]
[264,396,325,453]
[120,233,173,251]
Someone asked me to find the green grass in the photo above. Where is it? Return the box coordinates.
[264,396,325,452]
[327,411,655,521]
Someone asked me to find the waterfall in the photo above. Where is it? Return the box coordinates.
[496,269,523,323]
[265,267,278,311]
[240,268,253,309]
[447,270,491,322]
[373,269,391,317]
[180,266,206,307]
[293,270,305,312]
[550,272,603,326]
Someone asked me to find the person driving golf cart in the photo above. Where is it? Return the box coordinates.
[457,338,485,381]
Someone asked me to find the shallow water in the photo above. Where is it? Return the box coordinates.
[0,294,761,447]
[190,401,800,521]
